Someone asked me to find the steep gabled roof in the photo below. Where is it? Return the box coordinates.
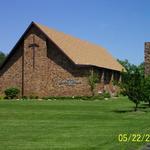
[0,22,125,71]
[35,23,124,71]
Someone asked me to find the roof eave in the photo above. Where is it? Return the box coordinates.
[0,22,35,70]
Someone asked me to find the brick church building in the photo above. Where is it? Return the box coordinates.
[0,22,124,97]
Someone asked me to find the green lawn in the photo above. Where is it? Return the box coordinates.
[0,98,149,150]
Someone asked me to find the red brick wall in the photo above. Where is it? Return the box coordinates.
[45,40,93,97]
[22,26,93,97]
[0,44,23,96]
[23,26,48,97]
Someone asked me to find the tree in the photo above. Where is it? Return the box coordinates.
[142,76,150,107]
[0,51,6,66]
[88,69,99,96]
[118,59,144,74]
[120,68,144,111]
[138,62,144,76]
[117,59,137,72]
[118,59,150,111]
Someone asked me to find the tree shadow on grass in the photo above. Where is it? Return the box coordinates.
[112,102,150,113]
[138,105,148,109]
[113,106,148,113]
[138,104,150,112]
[141,103,150,107]
[113,109,134,113]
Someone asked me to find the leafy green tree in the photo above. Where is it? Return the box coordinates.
[118,59,150,110]
[138,62,144,76]
[88,69,99,96]
[117,59,137,72]
[142,76,150,107]
[0,51,6,66]
[120,67,144,111]
[118,59,144,74]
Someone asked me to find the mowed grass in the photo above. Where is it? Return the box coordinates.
[0,98,149,150]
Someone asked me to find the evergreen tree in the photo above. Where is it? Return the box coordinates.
[0,51,6,66]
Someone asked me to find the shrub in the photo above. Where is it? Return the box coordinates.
[22,96,28,100]
[0,96,4,100]
[102,92,111,98]
[42,96,105,101]
[88,70,99,96]
[4,87,20,99]
[29,95,39,99]
[91,95,104,100]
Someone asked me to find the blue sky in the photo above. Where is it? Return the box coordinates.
[0,0,150,65]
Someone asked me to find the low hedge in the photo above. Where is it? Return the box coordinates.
[42,94,110,101]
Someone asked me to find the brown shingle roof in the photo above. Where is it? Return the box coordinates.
[0,22,125,72]
[35,22,124,71]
